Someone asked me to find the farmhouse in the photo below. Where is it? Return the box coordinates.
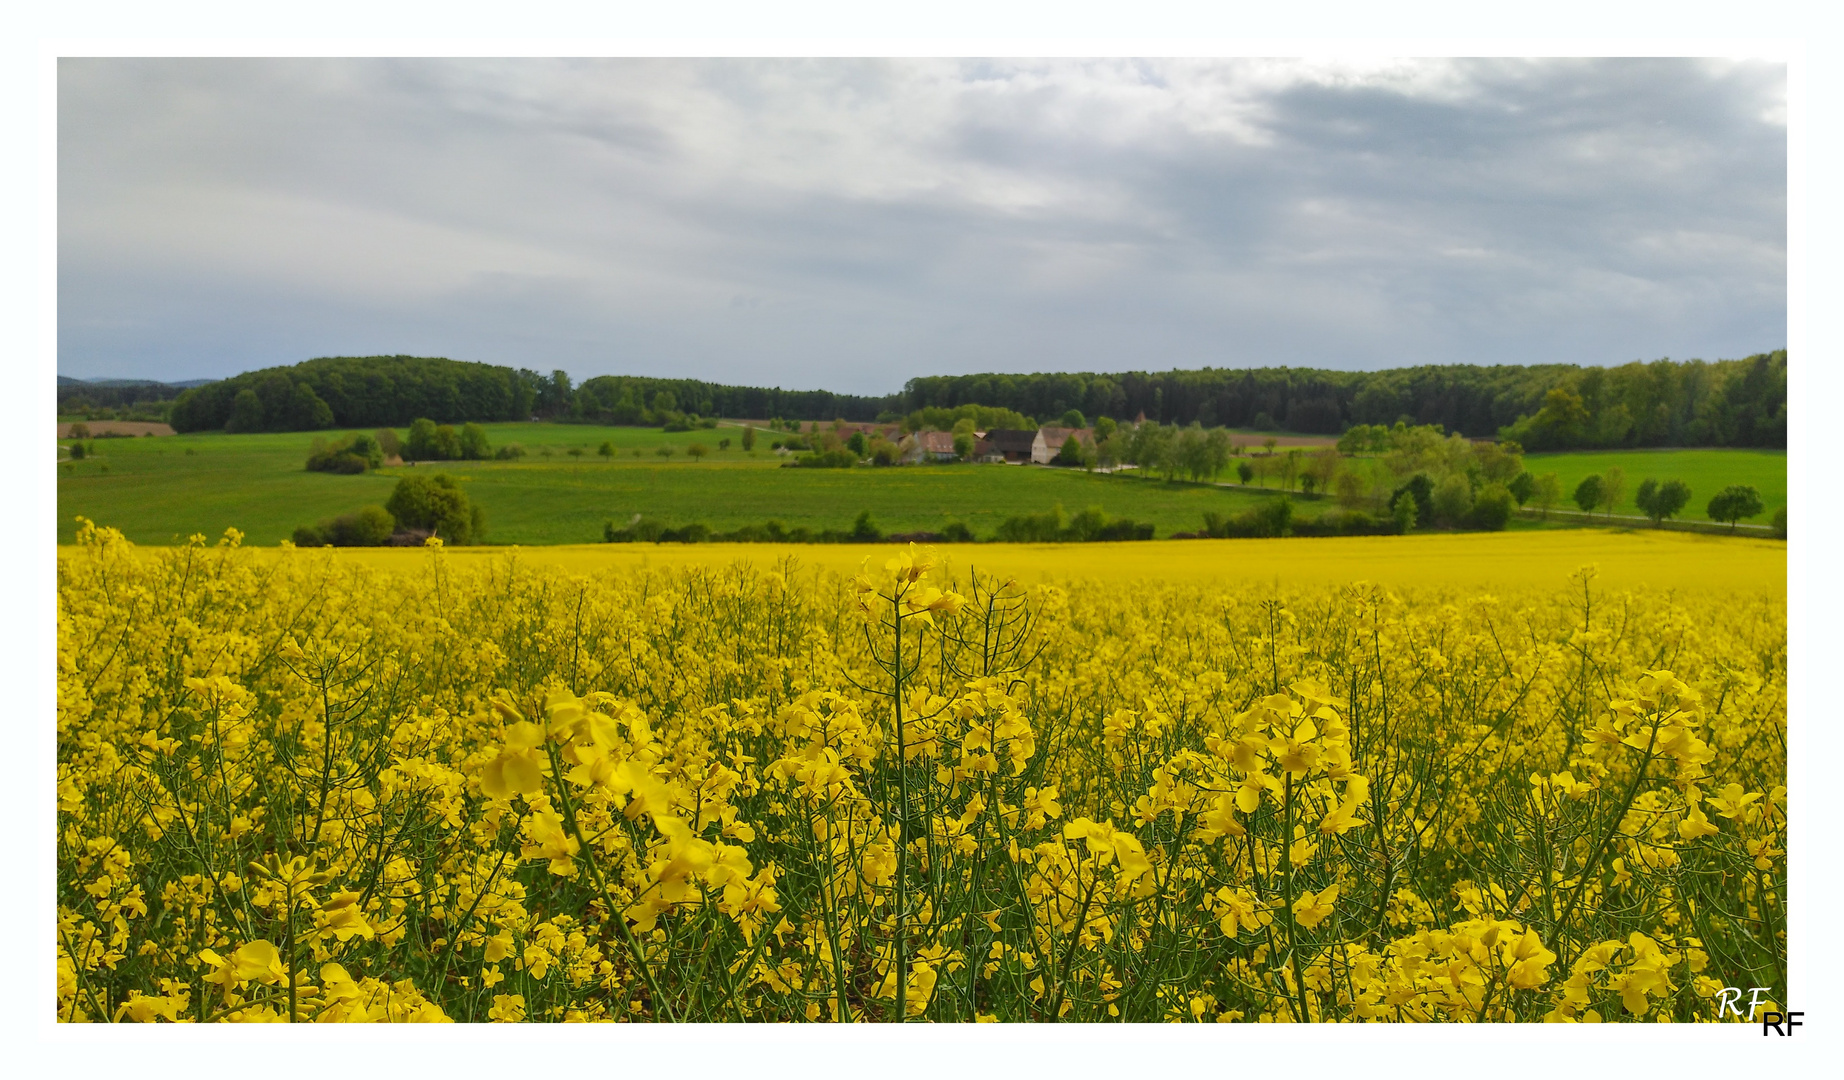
[886,424,1095,465]
[901,430,959,463]
[979,429,1037,464]
[1031,426,1095,464]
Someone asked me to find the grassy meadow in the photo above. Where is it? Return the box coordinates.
[56,422,1788,546]
[57,422,1289,546]
[1520,448,1785,521]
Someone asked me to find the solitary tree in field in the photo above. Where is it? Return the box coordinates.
[387,473,483,544]
[1237,460,1255,485]
[598,441,615,460]
[1634,477,1656,514]
[1598,466,1626,520]
[1533,472,1563,518]
[687,443,710,461]
[1707,484,1764,532]
[655,444,674,459]
[741,425,757,451]
[1634,478,1692,527]
[1573,474,1604,515]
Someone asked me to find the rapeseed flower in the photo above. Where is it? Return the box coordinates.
[56,532,1784,1023]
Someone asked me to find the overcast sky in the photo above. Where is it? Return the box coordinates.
[58,57,1786,394]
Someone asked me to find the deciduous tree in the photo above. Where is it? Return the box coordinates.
[1706,485,1765,531]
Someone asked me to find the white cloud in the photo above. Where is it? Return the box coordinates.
[58,57,1786,389]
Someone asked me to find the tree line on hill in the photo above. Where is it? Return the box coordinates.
[168,350,1785,451]
[169,356,901,433]
[567,375,896,428]
[901,351,1785,449]
[58,377,210,422]
[170,356,540,433]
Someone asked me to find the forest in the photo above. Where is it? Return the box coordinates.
[57,377,208,415]
[902,350,1786,449]
[157,350,1785,450]
[165,356,901,433]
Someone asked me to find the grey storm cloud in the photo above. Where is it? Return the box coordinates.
[58,57,1786,394]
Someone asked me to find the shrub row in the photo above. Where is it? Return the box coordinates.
[1388,473,1515,532]
[292,505,396,547]
[604,506,1155,545]
[604,510,925,544]
[784,448,869,468]
[1168,494,1508,541]
[993,504,1153,542]
[305,433,385,474]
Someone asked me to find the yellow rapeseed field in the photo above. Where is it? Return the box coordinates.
[318,529,1786,592]
[57,522,1785,1022]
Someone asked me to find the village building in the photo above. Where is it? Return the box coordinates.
[1031,426,1096,464]
[979,429,1038,464]
[900,430,959,463]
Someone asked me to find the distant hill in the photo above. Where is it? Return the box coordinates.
[58,376,216,412]
[59,376,214,389]
[167,354,903,434]
[131,348,1784,451]
[170,355,544,433]
[901,351,1786,450]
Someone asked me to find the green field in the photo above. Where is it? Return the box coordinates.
[57,424,1787,545]
[1521,448,1785,522]
[58,423,1301,546]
